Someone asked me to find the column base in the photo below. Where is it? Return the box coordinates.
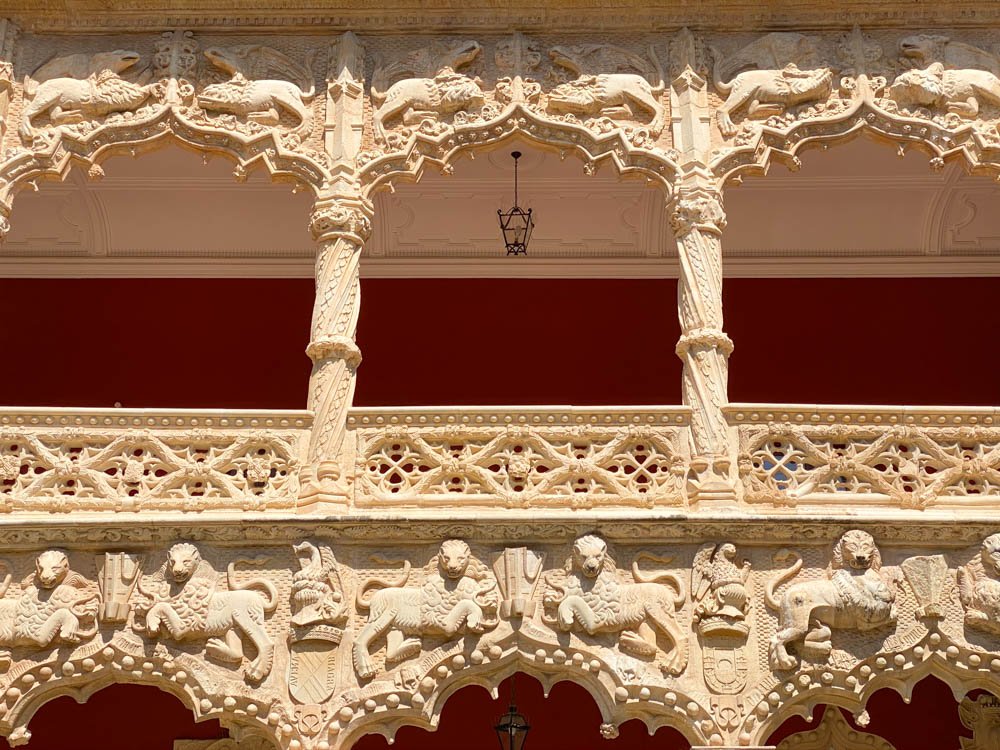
[687,455,737,503]
[297,461,350,510]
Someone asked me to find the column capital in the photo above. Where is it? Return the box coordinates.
[669,186,726,237]
[308,194,374,244]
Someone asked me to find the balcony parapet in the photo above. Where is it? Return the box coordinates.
[731,404,1000,510]
[347,406,690,509]
[0,408,311,514]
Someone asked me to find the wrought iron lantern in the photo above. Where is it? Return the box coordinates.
[497,150,534,255]
[494,675,530,750]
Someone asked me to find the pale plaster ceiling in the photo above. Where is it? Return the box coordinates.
[1,138,998,278]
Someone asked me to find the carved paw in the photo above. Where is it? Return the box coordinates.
[355,655,378,680]
[245,662,268,682]
[206,638,243,664]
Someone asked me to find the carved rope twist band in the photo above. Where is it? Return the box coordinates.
[306,335,362,369]
[675,328,734,357]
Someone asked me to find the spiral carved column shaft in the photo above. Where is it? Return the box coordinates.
[301,195,373,504]
[670,188,736,502]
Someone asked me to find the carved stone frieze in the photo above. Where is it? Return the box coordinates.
[958,533,1000,636]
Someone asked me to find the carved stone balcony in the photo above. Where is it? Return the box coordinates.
[732,404,1000,511]
[0,408,310,514]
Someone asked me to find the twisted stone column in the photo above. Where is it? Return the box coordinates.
[300,194,373,505]
[670,187,736,502]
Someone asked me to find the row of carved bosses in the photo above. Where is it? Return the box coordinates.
[6,530,1000,690]
[12,30,1000,149]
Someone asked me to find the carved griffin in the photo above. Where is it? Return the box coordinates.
[545,45,666,136]
[352,539,499,679]
[691,542,752,636]
[370,40,484,144]
[20,50,155,141]
[198,46,316,131]
[290,540,346,629]
[766,530,897,671]
[711,33,834,137]
[957,532,1000,635]
[898,34,1000,75]
[542,534,688,676]
[133,542,278,682]
[887,62,1000,118]
[0,550,98,660]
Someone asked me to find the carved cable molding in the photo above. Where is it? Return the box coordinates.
[731,408,1000,508]
[0,410,310,513]
[0,530,997,748]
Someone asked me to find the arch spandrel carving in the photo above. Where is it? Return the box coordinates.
[707,27,1000,184]
[356,33,680,197]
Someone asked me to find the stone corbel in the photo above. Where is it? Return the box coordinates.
[668,179,736,503]
[325,32,365,165]
[299,193,374,507]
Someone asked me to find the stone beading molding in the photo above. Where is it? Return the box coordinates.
[0,524,994,748]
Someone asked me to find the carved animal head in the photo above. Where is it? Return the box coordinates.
[571,534,611,579]
[981,533,1000,577]
[35,550,70,589]
[440,40,482,72]
[437,539,472,580]
[203,47,243,75]
[90,50,142,76]
[166,543,202,584]
[898,34,949,64]
[718,543,737,561]
[832,530,882,572]
[888,67,944,106]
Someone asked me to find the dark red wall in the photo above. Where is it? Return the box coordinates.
[0,277,997,409]
[0,684,226,750]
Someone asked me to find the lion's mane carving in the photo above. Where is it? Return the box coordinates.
[352,539,499,679]
[766,530,897,671]
[542,534,688,675]
[20,50,155,142]
[0,550,98,658]
[957,532,1000,636]
[887,62,1000,118]
[133,542,278,682]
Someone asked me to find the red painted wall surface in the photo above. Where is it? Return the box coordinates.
[0,277,997,408]
[0,684,227,750]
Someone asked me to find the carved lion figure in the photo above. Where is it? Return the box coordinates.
[887,62,1000,118]
[370,40,484,144]
[957,532,1000,635]
[133,543,278,682]
[20,50,154,141]
[0,550,99,655]
[352,539,499,679]
[766,530,897,671]
[542,534,688,675]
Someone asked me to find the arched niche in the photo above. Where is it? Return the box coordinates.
[0,145,317,409]
[765,677,988,750]
[718,136,1000,406]
[0,683,228,750]
[350,673,692,750]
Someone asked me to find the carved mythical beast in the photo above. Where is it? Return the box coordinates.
[542,534,688,676]
[546,45,666,136]
[711,33,834,137]
[888,62,1000,118]
[352,539,499,679]
[198,46,316,130]
[133,543,279,682]
[0,550,98,659]
[370,40,484,144]
[20,50,155,141]
[766,530,897,671]
[958,532,1000,635]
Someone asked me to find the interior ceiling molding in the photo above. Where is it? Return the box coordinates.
[3,255,1000,279]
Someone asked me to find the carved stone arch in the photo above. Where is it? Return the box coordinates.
[338,660,713,750]
[0,640,280,747]
[357,104,679,199]
[747,649,1000,746]
[0,113,331,234]
[711,104,1000,186]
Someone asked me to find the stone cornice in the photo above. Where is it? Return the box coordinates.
[7,0,1000,33]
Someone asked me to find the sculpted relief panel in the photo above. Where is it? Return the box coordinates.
[0,530,994,748]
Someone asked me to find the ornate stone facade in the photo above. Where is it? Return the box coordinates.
[0,2,997,748]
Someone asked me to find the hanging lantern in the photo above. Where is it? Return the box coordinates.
[494,688,530,750]
[497,150,534,255]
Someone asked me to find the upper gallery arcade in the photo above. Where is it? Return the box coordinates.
[0,2,998,749]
